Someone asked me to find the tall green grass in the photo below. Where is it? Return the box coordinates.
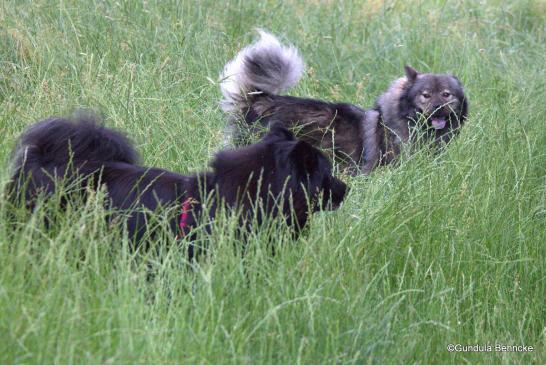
[1,0,544,363]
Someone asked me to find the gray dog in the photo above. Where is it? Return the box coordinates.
[220,30,468,174]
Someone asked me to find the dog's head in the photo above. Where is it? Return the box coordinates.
[399,66,468,139]
[264,123,348,212]
[212,123,347,228]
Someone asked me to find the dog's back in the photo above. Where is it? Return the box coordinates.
[9,117,140,200]
[12,117,138,168]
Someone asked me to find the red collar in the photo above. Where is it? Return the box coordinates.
[178,197,196,238]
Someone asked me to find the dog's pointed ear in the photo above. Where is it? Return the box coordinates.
[404,65,419,82]
[290,140,319,173]
[459,97,469,124]
[450,74,464,88]
[265,122,295,141]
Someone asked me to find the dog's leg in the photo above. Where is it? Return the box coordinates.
[360,110,381,174]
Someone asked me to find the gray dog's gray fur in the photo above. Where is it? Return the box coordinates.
[220,30,468,174]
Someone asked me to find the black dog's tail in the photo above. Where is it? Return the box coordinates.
[219,29,305,114]
[10,116,140,181]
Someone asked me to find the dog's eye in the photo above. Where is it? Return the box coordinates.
[442,91,451,98]
[422,92,431,99]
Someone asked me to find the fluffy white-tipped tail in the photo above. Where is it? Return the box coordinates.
[219,29,305,113]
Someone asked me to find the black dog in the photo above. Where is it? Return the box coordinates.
[8,117,347,258]
[220,30,468,174]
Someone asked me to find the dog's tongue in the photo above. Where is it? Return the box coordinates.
[431,118,446,130]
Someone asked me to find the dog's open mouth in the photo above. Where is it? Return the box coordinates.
[431,117,447,130]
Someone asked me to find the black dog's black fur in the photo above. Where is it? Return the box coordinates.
[8,117,347,258]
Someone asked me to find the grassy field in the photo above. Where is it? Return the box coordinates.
[1,0,544,364]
